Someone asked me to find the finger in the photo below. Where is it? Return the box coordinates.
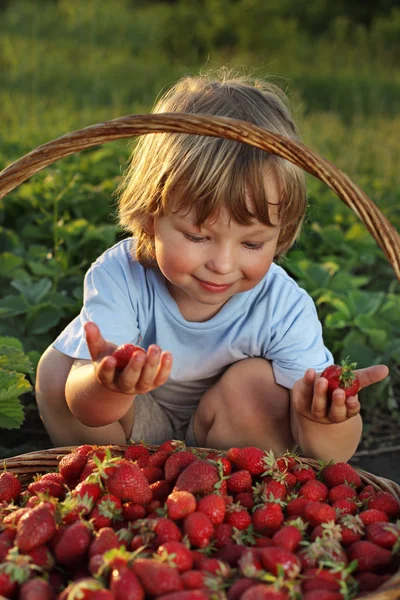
[310,376,329,419]
[356,365,389,390]
[293,368,316,412]
[136,345,163,390]
[117,350,146,393]
[96,355,118,386]
[84,321,108,362]
[345,395,361,419]
[153,351,173,387]
[328,388,348,423]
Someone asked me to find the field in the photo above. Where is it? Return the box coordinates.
[0,0,399,480]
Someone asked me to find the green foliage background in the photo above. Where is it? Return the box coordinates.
[0,0,399,431]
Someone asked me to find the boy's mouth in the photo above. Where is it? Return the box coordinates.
[194,277,234,293]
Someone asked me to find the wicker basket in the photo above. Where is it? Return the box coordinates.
[1,114,400,598]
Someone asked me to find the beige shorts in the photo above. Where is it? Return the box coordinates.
[129,393,198,447]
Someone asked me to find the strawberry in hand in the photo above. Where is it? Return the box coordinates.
[321,357,360,401]
[112,343,146,371]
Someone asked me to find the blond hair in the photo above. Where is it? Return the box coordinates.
[117,68,306,266]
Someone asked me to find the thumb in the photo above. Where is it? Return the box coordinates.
[356,364,389,391]
[84,321,113,362]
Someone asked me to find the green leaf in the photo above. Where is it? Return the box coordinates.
[25,303,62,334]
[0,346,33,374]
[11,278,53,305]
[0,252,24,278]
[0,369,30,429]
[346,290,385,318]
[0,295,28,318]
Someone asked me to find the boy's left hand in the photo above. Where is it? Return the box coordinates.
[292,364,389,424]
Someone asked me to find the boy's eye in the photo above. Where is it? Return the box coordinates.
[183,233,208,243]
[243,242,265,250]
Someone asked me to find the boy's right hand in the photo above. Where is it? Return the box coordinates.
[84,321,172,395]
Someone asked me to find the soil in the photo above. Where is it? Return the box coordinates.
[1,395,400,485]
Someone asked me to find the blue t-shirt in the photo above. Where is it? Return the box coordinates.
[53,238,333,418]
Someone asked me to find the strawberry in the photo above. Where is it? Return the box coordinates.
[320,461,362,489]
[298,480,328,502]
[328,483,357,503]
[151,479,172,503]
[166,490,197,520]
[15,502,57,552]
[0,528,16,562]
[214,523,233,548]
[132,557,183,596]
[110,567,145,600]
[159,439,187,452]
[174,460,221,495]
[180,570,206,589]
[124,444,150,463]
[337,514,364,544]
[148,450,172,469]
[123,501,146,522]
[252,502,284,534]
[304,500,337,526]
[331,498,358,515]
[105,459,152,504]
[141,465,164,483]
[54,520,92,565]
[164,451,198,482]
[28,474,66,499]
[157,592,209,600]
[0,571,18,598]
[227,470,252,494]
[153,517,182,545]
[0,471,21,503]
[157,541,194,572]
[347,540,392,572]
[112,343,146,370]
[90,493,123,530]
[272,524,303,552]
[184,511,214,548]
[286,497,310,517]
[235,491,255,509]
[225,505,252,530]
[291,464,316,483]
[19,576,53,600]
[302,592,342,600]
[240,583,290,599]
[197,493,226,525]
[301,567,341,592]
[227,447,266,475]
[227,578,257,600]
[366,521,400,549]
[58,446,92,485]
[321,357,360,400]
[25,544,55,570]
[259,546,301,579]
[354,572,385,593]
[368,491,400,518]
[89,526,121,557]
[359,508,389,525]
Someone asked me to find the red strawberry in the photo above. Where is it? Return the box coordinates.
[0,471,21,503]
[347,540,392,572]
[132,557,183,596]
[105,459,152,504]
[320,461,362,489]
[227,470,252,494]
[151,479,172,503]
[368,491,400,518]
[110,567,145,600]
[164,452,197,482]
[227,446,266,475]
[58,446,92,485]
[19,576,53,600]
[197,493,226,525]
[214,522,233,548]
[299,480,329,502]
[331,498,358,515]
[180,570,206,590]
[0,571,18,598]
[141,466,164,483]
[328,484,357,503]
[54,520,92,565]
[28,474,66,499]
[148,450,172,469]
[291,464,316,483]
[157,541,194,572]
[354,572,386,593]
[259,545,301,579]
[15,502,57,552]
[321,358,360,400]
[225,505,252,530]
[304,500,337,526]
[0,528,16,561]
[272,524,303,551]
[337,514,364,544]
[366,521,400,549]
[252,502,284,534]
[124,444,150,463]
[123,501,146,522]
[302,592,342,600]
[184,511,214,548]
[153,517,182,545]
[112,343,146,370]
[159,440,187,452]
[174,460,221,496]
[235,492,255,509]
[286,497,310,517]
[166,490,197,520]
[90,493,123,530]
[26,544,55,570]
[359,508,389,525]
[89,526,121,557]
[240,583,289,599]
[227,578,257,600]
[301,567,341,592]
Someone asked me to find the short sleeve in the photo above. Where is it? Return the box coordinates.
[266,294,333,389]
[53,262,140,359]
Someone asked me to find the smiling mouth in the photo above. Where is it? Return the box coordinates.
[194,277,234,292]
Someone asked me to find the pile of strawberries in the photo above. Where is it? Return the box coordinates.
[0,442,399,600]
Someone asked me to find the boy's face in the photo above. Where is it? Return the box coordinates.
[148,170,281,321]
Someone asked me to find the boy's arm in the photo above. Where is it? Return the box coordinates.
[289,365,389,463]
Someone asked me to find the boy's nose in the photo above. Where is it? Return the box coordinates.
[206,246,236,275]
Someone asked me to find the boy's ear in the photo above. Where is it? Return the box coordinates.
[143,216,154,235]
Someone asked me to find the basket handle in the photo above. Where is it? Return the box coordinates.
[0,113,399,281]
